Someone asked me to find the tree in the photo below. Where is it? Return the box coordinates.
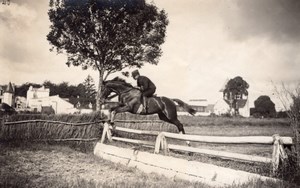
[83,75,97,100]
[79,75,97,108]
[223,76,249,115]
[15,83,42,97]
[274,83,300,183]
[47,0,169,110]
[253,95,276,118]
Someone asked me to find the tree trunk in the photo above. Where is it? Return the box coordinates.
[96,70,105,112]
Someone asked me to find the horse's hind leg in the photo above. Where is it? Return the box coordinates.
[158,112,185,134]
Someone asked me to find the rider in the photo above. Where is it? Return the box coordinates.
[131,70,156,111]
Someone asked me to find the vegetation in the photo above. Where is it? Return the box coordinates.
[274,83,300,185]
[253,95,276,118]
[0,112,104,142]
[223,76,249,116]
[48,0,169,110]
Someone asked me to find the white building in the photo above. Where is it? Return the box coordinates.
[26,86,50,107]
[213,99,230,115]
[26,86,77,114]
[0,82,15,107]
[29,95,77,114]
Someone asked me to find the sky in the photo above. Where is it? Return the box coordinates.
[1,0,300,110]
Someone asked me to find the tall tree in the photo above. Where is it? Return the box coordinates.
[83,75,96,99]
[223,76,249,115]
[47,0,168,110]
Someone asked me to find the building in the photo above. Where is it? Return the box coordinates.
[26,85,77,114]
[214,82,250,117]
[26,85,50,107]
[28,95,77,114]
[0,82,15,107]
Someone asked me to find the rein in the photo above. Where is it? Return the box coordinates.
[106,81,138,96]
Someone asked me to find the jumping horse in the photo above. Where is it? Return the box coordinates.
[101,77,196,135]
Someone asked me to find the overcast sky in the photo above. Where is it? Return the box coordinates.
[1,0,300,109]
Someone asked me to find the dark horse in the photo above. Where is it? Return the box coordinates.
[101,77,196,134]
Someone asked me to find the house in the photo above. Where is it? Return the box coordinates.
[214,83,250,117]
[26,85,50,107]
[213,99,230,115]
[28,95,77,114]
[0,82,15,107]
[26,86,77,114]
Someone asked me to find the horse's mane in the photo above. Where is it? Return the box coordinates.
[110,77,133,87]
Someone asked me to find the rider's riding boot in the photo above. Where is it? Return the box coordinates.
[142,96,147,112]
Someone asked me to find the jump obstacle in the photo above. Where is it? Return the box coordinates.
[94,121,293,186]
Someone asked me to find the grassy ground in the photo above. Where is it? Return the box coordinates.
[0,142,214,188]
[1,142,296,188]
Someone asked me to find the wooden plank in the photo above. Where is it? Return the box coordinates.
[38,138,99,142]
[163,132,293,145]
[168,144,272,163]
[112,136,154,146]
[115,120,162,123]
[114,127,160,136]
[94,143,279,186]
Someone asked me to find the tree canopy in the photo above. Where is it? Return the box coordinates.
[223,76,249,115]
[47,0,169,110]
[254,95,276,118]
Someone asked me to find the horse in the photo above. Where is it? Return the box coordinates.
[101,77,196,135]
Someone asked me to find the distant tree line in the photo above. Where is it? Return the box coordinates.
[14,75,97,109]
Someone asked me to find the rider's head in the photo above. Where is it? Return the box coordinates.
[131,70,140,80]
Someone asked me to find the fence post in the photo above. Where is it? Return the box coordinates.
[161,133,169,155]
[154,132,163,154]
[101,122,113,143]
[272,134,288,175]
[107,124,113,142]
[100,122,108,143]
[154,132,169,155]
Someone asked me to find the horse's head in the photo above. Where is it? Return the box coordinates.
[100,81,113,100]
[101,77,134,100]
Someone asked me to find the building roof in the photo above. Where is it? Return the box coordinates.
[4,82,14,93]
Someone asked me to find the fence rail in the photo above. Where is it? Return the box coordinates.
[3,119,105,126]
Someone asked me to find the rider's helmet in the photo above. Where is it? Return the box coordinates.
[131,70,140,78]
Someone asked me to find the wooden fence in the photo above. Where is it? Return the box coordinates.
[0,119,104,141]
[100,122,293,174]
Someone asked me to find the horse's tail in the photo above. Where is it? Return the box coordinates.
[172,99,196,116]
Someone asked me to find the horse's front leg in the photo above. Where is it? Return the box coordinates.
[109,105,132,125]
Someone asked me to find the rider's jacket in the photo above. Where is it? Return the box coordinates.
[137,76,156,94]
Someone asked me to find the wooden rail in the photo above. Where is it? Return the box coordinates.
[162,132,293,145]
[3,119,104,126]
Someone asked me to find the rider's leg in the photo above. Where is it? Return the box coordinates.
[142,88,155,111]
[143,96,147,110]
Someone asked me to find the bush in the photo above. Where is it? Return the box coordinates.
[276,149,300,185]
